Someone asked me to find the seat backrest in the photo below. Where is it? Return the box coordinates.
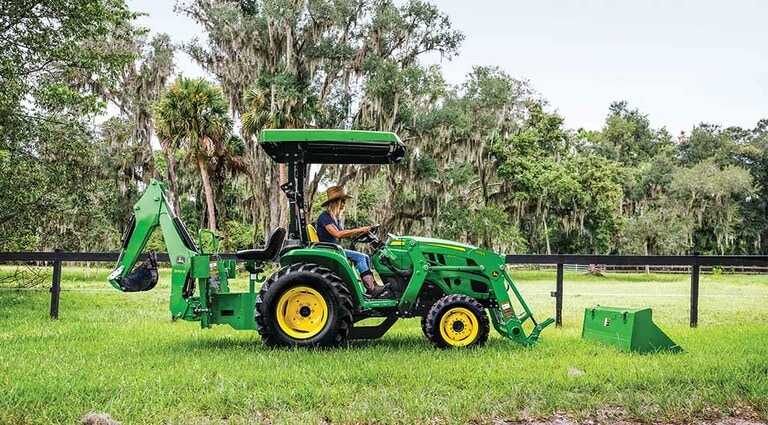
[263,227,287,260]
[307,224,320,243]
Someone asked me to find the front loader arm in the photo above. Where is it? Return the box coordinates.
[108,180,201,318]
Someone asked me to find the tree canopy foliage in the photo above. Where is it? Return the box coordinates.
[1,0,139,250]
[2,0,766,256]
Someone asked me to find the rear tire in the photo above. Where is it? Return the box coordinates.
[424,294,490,349]
[255,263,354,348]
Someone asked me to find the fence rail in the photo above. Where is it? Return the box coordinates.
[505,254,768,328]
[504,254,768,267]
[0,252,237,262]
[1,251,766,325]
[0,251,237,319]
[517,263,768,274]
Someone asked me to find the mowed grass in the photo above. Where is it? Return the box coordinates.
[0,267,766,424]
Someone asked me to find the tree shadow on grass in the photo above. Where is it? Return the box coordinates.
[181,335,268,352]
[180,332,440,353]
[0,290,49,321]
[346,334,432,350]
[180,331,524,353]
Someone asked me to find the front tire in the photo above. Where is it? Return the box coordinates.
[424,294,490,349]
[255,263,354,348]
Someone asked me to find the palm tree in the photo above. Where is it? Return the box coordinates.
[155,113,183,217]
[155,77,233,232]
[241,82,324,237]
[209,134,248,225]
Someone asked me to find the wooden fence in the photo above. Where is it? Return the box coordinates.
[1,251,766,326]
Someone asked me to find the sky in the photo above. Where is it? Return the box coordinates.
[128,0,767,134]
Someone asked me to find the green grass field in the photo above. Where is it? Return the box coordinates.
[1,267,766,424]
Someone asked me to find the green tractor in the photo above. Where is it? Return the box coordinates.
[109,129,553,348]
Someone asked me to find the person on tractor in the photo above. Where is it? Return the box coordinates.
[317,185,386,298]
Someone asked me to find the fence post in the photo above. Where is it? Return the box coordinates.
[50,249,62,320]
[690,252,700,328]
[555,263,564,328]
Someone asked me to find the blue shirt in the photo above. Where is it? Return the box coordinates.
[316,211,342,244]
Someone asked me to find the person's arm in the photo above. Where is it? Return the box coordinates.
[324,223,370,240]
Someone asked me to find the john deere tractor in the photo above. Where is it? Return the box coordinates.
[109,129,553,348]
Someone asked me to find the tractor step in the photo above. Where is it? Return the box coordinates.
[349,315,398,340]
[359,298,398,308]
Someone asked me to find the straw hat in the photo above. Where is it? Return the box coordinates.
[322,185,353,207]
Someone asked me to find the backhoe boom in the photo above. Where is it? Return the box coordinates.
[108,180,204,321]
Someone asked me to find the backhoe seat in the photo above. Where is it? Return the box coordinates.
[236,227,287,262]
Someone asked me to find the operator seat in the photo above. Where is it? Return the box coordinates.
[306,223,346,253]
[236,227,287,262]
[307,224,320,243]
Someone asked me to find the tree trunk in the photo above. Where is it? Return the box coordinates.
[214,183,227,226]
[306,164,327,222]
[644,239,650,274]
[162,147,182,216]
[242,131,268,244]
[381,166,400,234]
[197,154,217,232]
[138,133,155,184]
[251,198,261,247]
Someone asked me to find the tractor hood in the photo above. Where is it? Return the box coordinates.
[389,236,478,253]
[259,129,406,164]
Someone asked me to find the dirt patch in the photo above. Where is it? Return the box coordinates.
[494,408,766,425]
[498,415,765,424]
[81,412,121,425]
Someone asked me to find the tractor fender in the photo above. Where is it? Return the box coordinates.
[279,247,361,297]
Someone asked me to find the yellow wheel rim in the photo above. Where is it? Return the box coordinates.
[275,286,328,339]
[439,307,479,347]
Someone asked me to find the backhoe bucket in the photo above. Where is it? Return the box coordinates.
[582,306,681,353]
[113,252,159,292]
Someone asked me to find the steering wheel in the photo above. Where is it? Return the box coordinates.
[352,223,381,244]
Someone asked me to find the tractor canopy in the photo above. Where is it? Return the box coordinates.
[259,129,406,164]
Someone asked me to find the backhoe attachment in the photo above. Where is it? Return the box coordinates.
[111,251,158,292]
[108,180,198,297]
[108,179,262,331]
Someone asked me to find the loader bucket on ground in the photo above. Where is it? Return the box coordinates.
[582,305,682,353]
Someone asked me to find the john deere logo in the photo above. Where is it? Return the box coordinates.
[176,256,186,264]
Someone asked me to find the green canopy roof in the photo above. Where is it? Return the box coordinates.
[258,129,406,164]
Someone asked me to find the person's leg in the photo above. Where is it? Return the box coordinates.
[344,249,370,275]
[364,254,385,285]
[345,249,384,297]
